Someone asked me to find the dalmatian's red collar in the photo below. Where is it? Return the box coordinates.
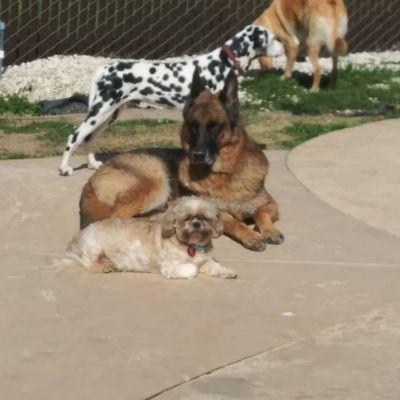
[221,44,245,75]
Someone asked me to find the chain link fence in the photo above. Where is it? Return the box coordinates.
[0,0,399,66]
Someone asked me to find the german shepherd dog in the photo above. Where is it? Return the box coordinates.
[79,69,283,251]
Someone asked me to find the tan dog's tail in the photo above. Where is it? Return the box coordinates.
[334,37,348,56]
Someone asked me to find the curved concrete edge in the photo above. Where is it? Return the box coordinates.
[287,119,400,238]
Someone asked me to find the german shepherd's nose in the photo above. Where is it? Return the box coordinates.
[191,150,206,164]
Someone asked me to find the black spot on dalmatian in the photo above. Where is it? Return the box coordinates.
[163,74,169,80]
[157,97,175,107]
[148,77,171,92]
[216,74,224,82]
[112,77,123,90]
[193,60,199,66]
[208,60,220,75]
[97,81,113,102]
[86,102,103,120]
[181,61,187,66]
[84,134,92,143]
[230,36,245,56]
[123,73,143,84]
[156,91,162,95]
[149,67,156,74]
[109,67,115,73]
[178,76,185,83]
[174,85,183,93]
[71,133,78,143]
[114,90,123,102]
[65,146,70,151]
[105,72,117,81]
[173,71,178,78]
[220,50,230,67]
[116,62,134,71]
[172,95,184,103]
[207,79,216,90]
[90,120,96,126]
[140,87,154,96]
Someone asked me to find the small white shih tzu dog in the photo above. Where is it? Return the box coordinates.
[63,196,237,279]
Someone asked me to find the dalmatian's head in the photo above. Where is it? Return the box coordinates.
[228,25,284,59]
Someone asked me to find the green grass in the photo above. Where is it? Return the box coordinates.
[106,118,176,134]
[0,118,178,146]
[242,66,400,115]
[0,119,74,144]
[0,95,41,116]
[278,121,350,149]
[0,150,30,159]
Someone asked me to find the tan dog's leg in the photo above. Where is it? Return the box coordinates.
[282,37,299,80]
[254,201,284,245]
[221,212,266,252]
[330,54,338,90]
[199,259,237,279]
[258,56,274,71]
[308,41,321,92]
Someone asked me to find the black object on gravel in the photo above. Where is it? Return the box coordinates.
[39,93,89,115]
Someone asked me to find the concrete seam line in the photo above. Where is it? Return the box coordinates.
[144,299,400,399]
[144,339,304,400]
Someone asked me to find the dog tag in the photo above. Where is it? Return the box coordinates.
[187,247,196,257]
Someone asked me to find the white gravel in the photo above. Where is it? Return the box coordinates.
[269,50,400,75]
[0,51,399,102]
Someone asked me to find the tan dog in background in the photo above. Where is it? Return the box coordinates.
[255,0,348,91]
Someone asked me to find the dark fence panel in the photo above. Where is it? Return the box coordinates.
[0,0,398,66]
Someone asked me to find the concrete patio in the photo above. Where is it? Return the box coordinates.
[1,119,399,399]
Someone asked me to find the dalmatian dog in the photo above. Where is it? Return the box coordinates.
[58,25,284,176]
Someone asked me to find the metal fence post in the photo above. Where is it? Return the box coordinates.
[0,21,5,76]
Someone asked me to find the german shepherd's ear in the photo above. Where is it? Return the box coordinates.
[184,67,206,117]
[190,66,206,98]
[219,70,239,126]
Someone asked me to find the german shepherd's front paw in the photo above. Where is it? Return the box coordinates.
[244,235,267,252]
[264,232,285,245]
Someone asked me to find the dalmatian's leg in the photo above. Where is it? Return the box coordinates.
[84,106,125,170]
[84,120,110,170]
[58,102,117,176]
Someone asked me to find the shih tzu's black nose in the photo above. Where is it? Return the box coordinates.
[192,220,201,229]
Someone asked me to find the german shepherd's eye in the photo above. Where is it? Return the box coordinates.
[189,123,199,145]
[190,121,198,133]
[207,122,221,134]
